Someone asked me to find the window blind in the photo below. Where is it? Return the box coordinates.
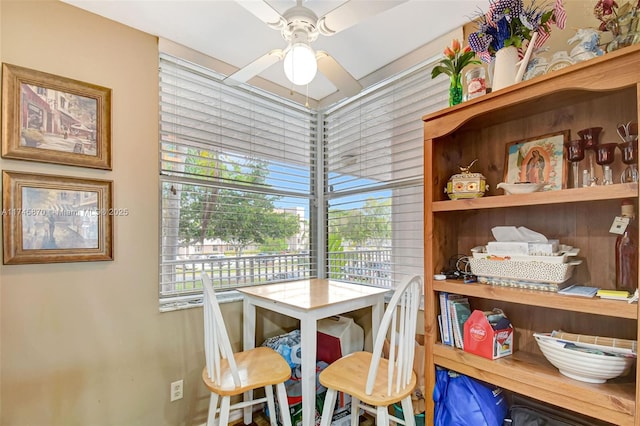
[323,59,448,288]
[159,54,316,309]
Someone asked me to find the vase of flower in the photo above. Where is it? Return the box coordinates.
[492,46,519,91]
[468,0,566,85]
[606,9,640,52]
[449,73,463,106]
[596,0,640,52]
[432,39,480,106]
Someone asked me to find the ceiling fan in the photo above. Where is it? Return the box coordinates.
[224,0,407,97]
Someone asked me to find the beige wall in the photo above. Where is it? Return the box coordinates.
[0,3,371,424]
[0,0,599,424]
[0,1,214,424]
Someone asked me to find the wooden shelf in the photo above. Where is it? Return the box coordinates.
[423,45,640,425]
[433,344,636,426]
[422,45,640,140]
[432,183,638,212]
[433,280,638,319]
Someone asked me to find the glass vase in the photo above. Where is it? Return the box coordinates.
[565,139,585,188]
[449,73,463,106]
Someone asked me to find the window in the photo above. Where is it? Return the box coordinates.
[158,52,448,310]
[159,54,316,309]
[323,61,448,288]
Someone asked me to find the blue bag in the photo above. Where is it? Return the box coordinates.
[433,368,508,426]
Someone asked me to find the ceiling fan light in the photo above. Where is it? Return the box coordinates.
[283,43,317,86]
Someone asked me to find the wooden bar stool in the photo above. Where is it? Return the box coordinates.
[201,272,292,426]
[318,275,423,426]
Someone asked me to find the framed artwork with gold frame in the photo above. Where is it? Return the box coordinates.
[1,63,112,169]
[2,170,114,264]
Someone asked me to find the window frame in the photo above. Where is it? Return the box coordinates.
[158,52,448,311]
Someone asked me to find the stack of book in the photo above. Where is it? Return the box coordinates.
[438,292,471,349]
[596,289,632,301]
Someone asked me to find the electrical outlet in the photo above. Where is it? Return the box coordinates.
[170,379,183,402]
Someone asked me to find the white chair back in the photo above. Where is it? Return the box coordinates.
[365,274,423,396]
[202,272,241,388]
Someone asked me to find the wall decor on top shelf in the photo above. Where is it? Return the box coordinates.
[522,28,604,82]
[1,63,112,170]
[503,130,570,190]
[2,170,114,265]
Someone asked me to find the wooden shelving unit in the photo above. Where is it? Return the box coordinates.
[423,45,640,425]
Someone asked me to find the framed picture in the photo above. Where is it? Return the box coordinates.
[504,130,570,191]
[2,171,113,264]
[1,63,112,169]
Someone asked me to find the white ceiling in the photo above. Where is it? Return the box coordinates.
[60,0,486,104]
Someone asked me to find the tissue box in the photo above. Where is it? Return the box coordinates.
[464,309,513,360]
[528,240,560,255]
[487,240,559,256]
[486,241,529,255]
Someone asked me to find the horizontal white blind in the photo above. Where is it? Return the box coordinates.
[324,59,448,287]
[159,54,315,307]
[160,55,314,192]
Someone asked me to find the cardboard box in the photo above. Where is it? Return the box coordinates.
[317,315,364,364]
[463,309,513,360]
[277,391,353,426]
[383,334,425,415]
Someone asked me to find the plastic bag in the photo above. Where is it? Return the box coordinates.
[433,368,508,426]
[510,405,579,426]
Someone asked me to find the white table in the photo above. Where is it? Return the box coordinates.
[238,279,389,426]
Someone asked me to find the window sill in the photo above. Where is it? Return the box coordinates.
[159,290,243,312]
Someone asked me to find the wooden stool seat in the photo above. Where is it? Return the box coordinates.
[318,275,423,426]
[201,347,291,396]
[319,351,416,406]
[201,272,292,426]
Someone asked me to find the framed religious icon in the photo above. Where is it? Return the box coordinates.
[504,130,570,191]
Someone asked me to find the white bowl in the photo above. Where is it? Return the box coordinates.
[538,332,636,355]
[497,182,549,195]
[534,333,635,383]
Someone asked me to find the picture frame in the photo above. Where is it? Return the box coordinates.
[2,171,114,264]
[1,63,112,169]
[504,130,570,191]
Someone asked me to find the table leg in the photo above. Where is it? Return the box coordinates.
[243,297,257,424]
[299,316,317,426]
[371,297,384,342]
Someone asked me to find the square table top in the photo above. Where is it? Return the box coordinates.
[237,278,390,311]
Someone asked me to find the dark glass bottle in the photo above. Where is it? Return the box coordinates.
[615,200,638,292]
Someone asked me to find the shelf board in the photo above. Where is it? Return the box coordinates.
[432,183,638,212]
[433,344,636,425]
[424,46,640,425]
[432,280,638,319]
[422,45,640,140]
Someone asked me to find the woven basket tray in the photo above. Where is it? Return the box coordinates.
[469,258,581,284]
[551,330,637,353]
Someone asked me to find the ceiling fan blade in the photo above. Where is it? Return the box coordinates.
[223,50,284,86]
[235,0,286,30]
[317,0,408,36]
[316,51,362,98]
